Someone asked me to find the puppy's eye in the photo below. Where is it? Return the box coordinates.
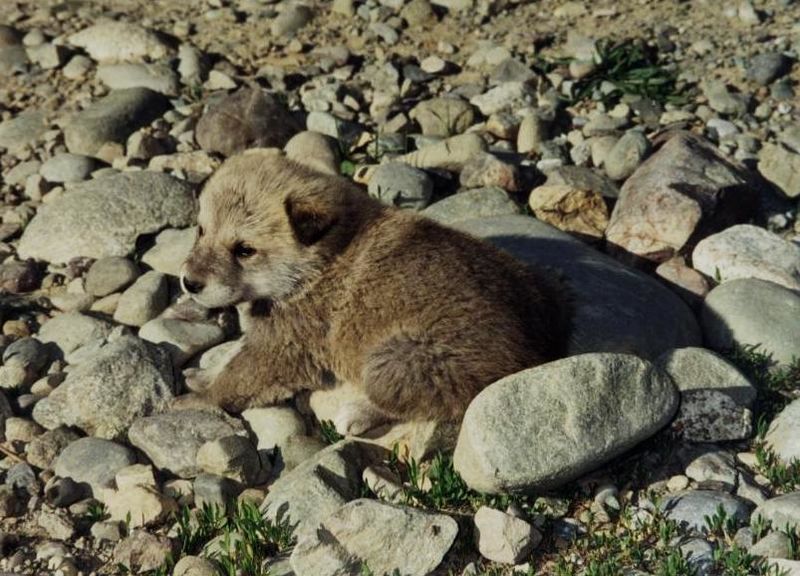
[233,242,256,259]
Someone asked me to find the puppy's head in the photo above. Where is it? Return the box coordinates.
[181,149,365,308]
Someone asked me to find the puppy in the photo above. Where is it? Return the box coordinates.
[180,149,572,433]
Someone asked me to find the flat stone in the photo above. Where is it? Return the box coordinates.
[656,347,756,407]
[410,97,475,137]
[396,133,488,172]
[18,171,195,264]
[693,224,800,291]
[140,227,196,277]
[54,437,136,497]
[0,111,47,152]
[196,435,262,486]
[765,398,800,466]
[97,63,179,96]
[455,216,701,359]
[113,271,169,327]
[261,440,386,539]
[128,410,243,478]
[528,184,609,239]
[604,130,651,181]
[469,82,535,116]
[68,22,174,63]
[85,257,140,297]
[606,132,758,263]
[36,312,115,357]
[195,88,300,157]
[422,188,521,225]
[454,353,679,493]
[701,279,800,367]
[474,506,540,564]
[32,336,175,440]
[290,499,457,576]
[758,143,800,199]
[113,530,175,574]
[284,131,340,176]
[661,490,752,532]
[100,485,177,528]
[685,450,738,486]
[674,389,752,442]
[139,318,227,367]
[544,165,620,199]
[242,406,307,452]
[63,88,171,157]
[751,532,793,559]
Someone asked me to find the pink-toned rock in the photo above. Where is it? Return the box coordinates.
[605,132,758,264]
[460,152,519,192]
[656,256,710,306]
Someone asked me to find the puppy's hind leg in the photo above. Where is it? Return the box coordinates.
[362,334,472,422]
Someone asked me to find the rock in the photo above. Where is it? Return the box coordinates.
[174,556,218,576]
[528,184,609,239]
[148,151,221,182]
[0,111,48,152]
[765,398,800,466]
[517,111,548,155]
[32,336,175,440]
[5,160,41,185]
[701,279,800,367]
[26,427,81,470]
[656,256,711,305]
[770,560,800,576]
[396,133,487,172]
[101,485,177,528]
[704,81,750,116]
[284,131,340,176]
[62,54,92,79]
[410,98,475,137]
[63,88,171,157]
[454,353,679,493]
[261,440,385,539]
[544,165,620,199]
[459,152,519,192]
[271,4,314,37]
[656,347,756,407]
[685,450,737,486]
[0,485,22,518]
[85,257,140,297]
[18,171,195,264]
[37,511,74,541]
[194,473,242,510]
[113,271,169,327]
[96,63,179,96]
[758,143,800,199]
[290,499,457,576]
[0,25,21,47]
[54,437,136,497]
[26,42,64,69]
[751,532,793,559]
[473,506,540,564]
[281,435,326,472]
[365,419,460,462]
[368,163,433,210]
[140,227,196,277]
[455,216,700,359]
[242,406,306,451]
[128,410,242,478]
[0,45,28,77]
[0,260,41,293]
[400,0,435,25]
[39,153,96,183]
[113,530,175,574]
[469,82,534,116]
[177,44,208,86]
[753,493,800,532]
[139,318,226,367]
[605,132,758,264]
[604,130,651,180]
[693,225,800,291]
[661,490,752,532]
[195,88,300,157]
[674,389,752,442]
[36,313,114,357]
[195,435,262,485]
[422,188,521,225]
[746,53,792,86]
[115,464,157,490]
[68,22,173,63]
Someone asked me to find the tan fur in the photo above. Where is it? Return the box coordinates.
[181,150,572,424]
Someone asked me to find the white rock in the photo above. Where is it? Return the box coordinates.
[474,506,541,564]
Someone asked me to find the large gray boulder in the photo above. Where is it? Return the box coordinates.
[290,499,458,576]
[701,278,800,367]
[453,353,679,493]
[765,398,800,466]
[454,215,701,359]
[32,336,176,440]
[18,172,195,264]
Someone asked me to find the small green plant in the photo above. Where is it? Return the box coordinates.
[84,501,109,523]
[725,345,800,422]
[703,504,741,539]
[754,440,800,493]
[319,420,344,444]
[751,514,772,541]
[566,39,686,105]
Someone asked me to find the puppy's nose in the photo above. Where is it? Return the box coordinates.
[181,275,204,295]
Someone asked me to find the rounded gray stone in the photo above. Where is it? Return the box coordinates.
[17,171,196,264]
[661,490,752,532]
[39,153,96,184]
[753,493,800,532]
[368,163,433,211]
[604,130,651,181]
[765,398,800,466]
[36,312,115,357]
[701,278,800,367]
[454,353,679,493]
[54,437,136,496]
[85,257,140,297]
[422,188,521,225]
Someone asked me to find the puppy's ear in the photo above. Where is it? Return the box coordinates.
[284,194,337,246]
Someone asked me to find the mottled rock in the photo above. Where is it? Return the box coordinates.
[422,188,521,225]
[459,152,519,192]
[18,172,195,264]
[39,153,96,183]
[674,389,752,442]
[454,354,679,493]
[0,111,47,152]
[290,499,457,576]
[97,63,180,96]
[396,133,487,172]
[36,313,114,357]
[54,437,136,496]
[368,163,433,210]
[474,506,541,564]
[529,184,609,239]
[758,143,800,199]
[242,406,306,452]
[68,22,173,63]
[113,530,175,574]
[606,132,758,263]
[701,279,800,367]
[410,97,475,137]
[113,271,169,327]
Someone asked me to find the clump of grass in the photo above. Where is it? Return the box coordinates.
[319,419,344,444]
[725,344,800,421]
[171,500,295,576]
[567,39,685,105]
[753,439,800,494]
[84,501,109,523]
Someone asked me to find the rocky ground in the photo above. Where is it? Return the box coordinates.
[0,0,799,575]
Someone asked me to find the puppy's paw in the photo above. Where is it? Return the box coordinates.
[183,367,214,393]
[332,400,388,437]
